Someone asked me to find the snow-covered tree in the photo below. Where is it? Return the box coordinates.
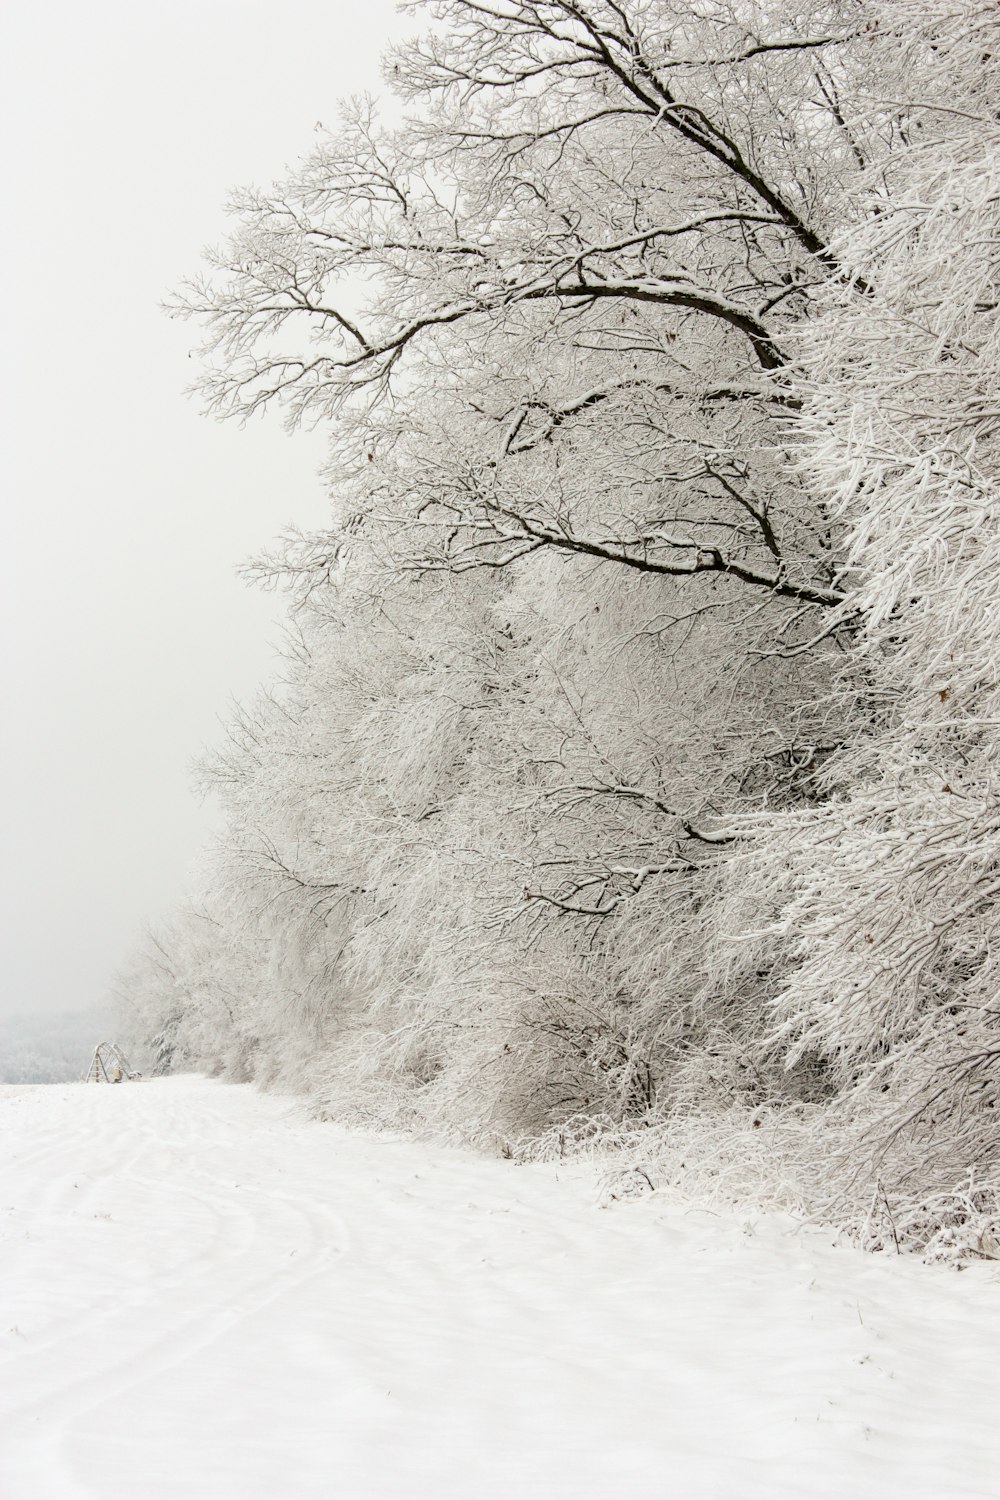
[125,0,1000,1257]
[710,0,1000,1256]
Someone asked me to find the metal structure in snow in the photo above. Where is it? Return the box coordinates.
[84,1042,141,1083]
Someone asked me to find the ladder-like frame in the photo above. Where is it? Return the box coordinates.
[84,1041,141,1083]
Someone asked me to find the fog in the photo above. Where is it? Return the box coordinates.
[1,0,398,1026]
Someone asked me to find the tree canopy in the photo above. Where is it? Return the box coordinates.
[123,0,1000,1262]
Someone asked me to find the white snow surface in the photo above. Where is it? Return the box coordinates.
[1,1077,997,1499]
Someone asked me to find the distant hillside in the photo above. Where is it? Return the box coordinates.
[0,1010,114,1084]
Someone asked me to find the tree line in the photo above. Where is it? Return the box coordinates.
[119,0,1000,1260]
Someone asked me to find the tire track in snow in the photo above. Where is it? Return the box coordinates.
[3,1077,1000,1500]
[1,1081,350,1499]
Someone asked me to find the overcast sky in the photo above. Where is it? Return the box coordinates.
[1,0,402,1022]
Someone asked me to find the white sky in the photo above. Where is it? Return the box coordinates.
[1,0,401,1020]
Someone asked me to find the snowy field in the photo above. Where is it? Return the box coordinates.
[1,1077,998,1500]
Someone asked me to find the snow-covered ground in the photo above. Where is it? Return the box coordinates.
[1,1077,997,1499]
